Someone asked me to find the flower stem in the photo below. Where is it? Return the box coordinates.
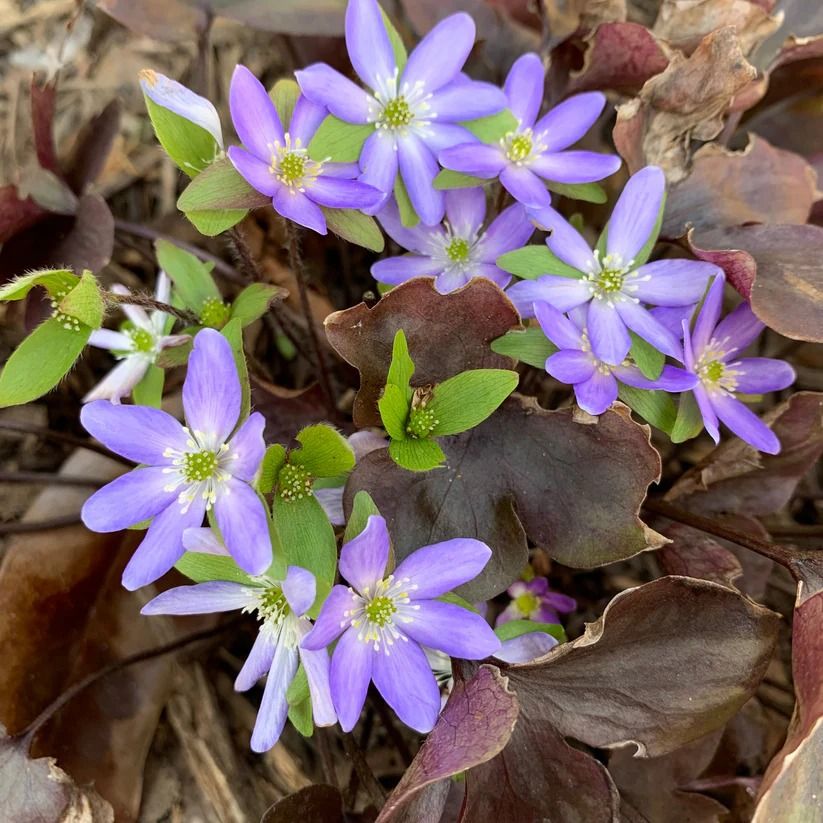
[103,289,199,324]
[341,731,386,808]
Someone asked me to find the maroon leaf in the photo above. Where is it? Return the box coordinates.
[346,395,664,600]
[30,79,59,175]
[656,524,744,589]
[65,100,122,195]
[261,785,344,823]
[0,185,45,247]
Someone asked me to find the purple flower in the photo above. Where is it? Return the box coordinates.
[683,277,795,454]
[81,329,270,590]
[228,65,382,235]
[507,166,720,364]
[296,0,506,225]
[535,301,697,415]
[301,515,500,733]
[142,563,335,752]
[438,53,621,210]
[496,575,576,626]
[372,187,533,293]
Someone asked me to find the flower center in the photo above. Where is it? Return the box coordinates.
[696,344,740,392]
[507,133,533,163]
[278,462,313,502]
[278,151,307,186]
[514,592,539,617]
[364,595,397,626]
[129,327,156,353]
[501,128,546,166]
[445,237,471,263]
[406,406,439,439]
[181,449,218,483]
[269,133,323,192]
[257,586,289,624]
[584,251,636,302]
[380,96,413,129]
[345,573,419,652]
[199,297,231,329]
[369,70,432,135]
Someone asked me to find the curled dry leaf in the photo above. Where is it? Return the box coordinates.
[656,523,744,589]
[261,784,344,823]
[345,394,664,600]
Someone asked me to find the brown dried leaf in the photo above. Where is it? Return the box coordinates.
[261,784,344,823]
[656,523,744,588]
[94,0,209,41]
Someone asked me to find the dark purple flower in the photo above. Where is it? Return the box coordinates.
[683,277,795,454]
[438,53,621,210]
[301,515,500,733]
[535,301,697,415]
[296,0,506,225]
[372,187,533,293]
[81,329,270,589]
[507,166,720,364]
[496,575,576,626]
[228,65,382,235]
[142,563,335,752]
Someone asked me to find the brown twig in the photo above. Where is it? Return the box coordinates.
[103,289,199,324]
[316,726,340,789]
[0,470,102,487]
[0,420,131,465]
[341,731,386,808]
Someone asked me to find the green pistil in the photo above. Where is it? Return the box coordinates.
[446,237,470,263]
[506,133,533,163]
[257,587,289,623]
[182,450,218,483]
[597,268,626,294]
[365,595,396,626]
[278,462,313,502]
[199,297,231,329]
[278,151,307,186]
[129,327,155,353]
[704,360,725,383]
[381,97,413,129]
[406,406,439,439]
[514,592,539,617]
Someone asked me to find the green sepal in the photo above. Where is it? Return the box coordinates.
[496,245,582,280]
[175,551,253,584]
[394,174,420,228]
[220,318,250,420]
[379,383,409,440]
[495,619,567,644]
[491,325,556,369]
[462,109,518,143]
[545,181,607,204]
[290,424,356,478]
[308,116,374,163]
[322,207,385,252]
[343,490,382,544]
[0,268,76,302]
[257,444,287,495]
[155,338,193,369]
[229,283,285,328]
[177,159,268,212]
[186,208,248,237]
[630,332,665,380]
[428,369,519,437]
[386,329,415,402]
[437,592,478,613]
[271,78,300,128]
[434,169,487,190]
[670,392,705,443]
[618,385,677,434]
[287,664,314,737]
[155,239,220,314]
[59,270,104,329]
[388,437,445,472]
[133,363,165,407]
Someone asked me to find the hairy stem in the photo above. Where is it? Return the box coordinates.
[103,289,198,324]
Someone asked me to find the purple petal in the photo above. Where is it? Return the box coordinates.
[506,275,591,318]
[122,496,206,590]
[539,210,597,273]
[229,65,284,160]
[376,198,432,252]
[713,301,763,356]
[427,81,507,121]
[434,269,471,293]
[295,64,372,124]
[141,581,253,615]
[650,305,694,338]
[495,631,557,664]
[183,329,240,444]
[227,146,279,196]
[282,565,316,616]
[372,254,442,285]
[402,600,500,659]
[693,383,721,444]
[251,643,299,752]
[360,131,399,194]
[531,150,621,184]
[226,412,266,482]
[732,358,796,394]
[616,300,683,360]
[692,275,725,356]
[545,591,576,613]
[289,94,327,145]
[82,467,177,532]
[314,486,345,527]
[438,142,506,179]
[299,643,337,727]
[533,300,584,349]
[711,392,781,454]
[587,300,631,364]
[445,187,486,236]
[546,349,596,384]
[574,369,619,415]
[330,627,374,732]
[398,135,444,225]
[83,357,150,404]
[479,203,534,259]
[534,92,607,152]
[401,12,475,94]
[309,176,383,210]
[504,53,544,128]
[606,165,665,263]
[339,514,390,594]
[500,165,551,209]
[422,124,476,154]
[302,584,354,650]
[372,637,440,732]
[182,526,228,555]
[471,263,511,289]
[273,186,327,234]
[235,630,277,691]
[214,478,271,575]
[616,364,697,392]
[628,259,717,306]
[393,537,491,599]
[346,0,396,90]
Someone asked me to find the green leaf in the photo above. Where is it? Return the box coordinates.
[386,329,415,401]
[343,490,382,544]
[495,619,567,644]
[0,318,89,407]
[545,181,607,204]
[271,78,300,128]
[496,245,582,280]
[291,424,356,478]
[428,369,519,437]
[618,385,677,433]
[379,383,409,440]
[491,325,557,368]
[630,332,665,380]
[155,338,193,368]
[0,269,76,302]
[670,392,705,443]
[175,551,253,584]
[257,444,287,495]
[286,665,314,737]
[462,109,518,143]
[394,174,420,228]
[434,169,487,190]
[322,207,385,252]
[177,159,269,213]
[155,239,220,314]
[144,93,220,177]
[307,116,374,163]
[185,208,248,237]
[220,318,250,420]
[58,270,104,328]
[380,7,408,70]
[437,592,478,613]
[229,283,284,327]
[388,437,445,472]
[133,364,164,407]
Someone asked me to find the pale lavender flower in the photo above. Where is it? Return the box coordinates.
[81,329,270,590]
[142,563,335,752]
[296,0,506,225]
[228,65,382,235]
[438,53,621,210]
[535,301,697,415]
[84,273,188,404]
[495,575,576,626]
[372,187,533,293]
[507,166,720,364]
[683,277,795,454]
[301,515,500,732]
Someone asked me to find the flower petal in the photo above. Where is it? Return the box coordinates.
[691,275,725,356]
[531,150,621,184]
[402,600,500,659]
[500,165,551,209]
[398,135,444,225]
[732,358,796,394]
[295,64,372,124]
[251,641,299,752]
[427,81,507,121]
[229,65,284,160]
[289,94,327,145]
[495,631,557,664]
[330,627,374,732]
[711,391,781,454]
[87,328,132,350]
[227,146,279,196]
[533,300,584,349]
[372,254,442,285]
[422,123,476,154]
[471,263,511,289]
[376,198,432,252]
[574,369,619,415]
[438,142,506,179]
[606,165,665,263]
[82,467,177,532]
[309,175,382,210]
[445,187,486,236]
[615,300,683,360]
[650,305,695,338]
[141,581,253,615]
[713,301,763,356]
[534,91,607,152]
[479,202,534,260]
[314,486,345,527]
[546,349,596,384]
[339,514,390,594]
[183,328,240,444]
[214,477,271,575]
[273,186,327,234]
[226,412,266,482]
[282,566,316,616]
[537,209,597,273]
[299,643,337,727]
[434,269,471,293]
[504,53,544,128]
[616,364,697,392]
[182,526,228,555]
[359,131,399,194]
[628,259,717,306]
[506,275,590,317]
[82,357,149,404]
[346,0,396,91]
[402,12,476,93]
[693,383,720,444]
[235,630,277,691]
[587,299,631,364]
[301,584,354,650]
[393,537,491,599]
[80,400,187,464]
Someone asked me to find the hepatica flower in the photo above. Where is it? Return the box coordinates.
[84,273,188,403]
[142,564,334,752]
[683,277,795,454]
[228,65,382,235]
[508,166,720,364]
[302,515,500,733]
[373,187,533,293]
[81,329,270,589]
[496,574,576,626]
[535,301,697,415]
[296,0,506,224]
[439,53,621,210]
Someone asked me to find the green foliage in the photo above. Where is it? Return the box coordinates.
[378,384,409,440]
[0,269,76,302]
[59,270,104,328]
[546,181,607,204]
[618,385,677,434]
[186,208,248,236]
[629,332,665,380]
[270,78,300,127]
[257,444,288,495]
[322,207,385,252]
[155,239,220,314]
[221,319,250,420]
[389,437,446,472]
[308,116,373,163]
[386,329,415,402]
[229,283,284,327]
[428,369,519,437]
[434,169,487,190]
[495,619,567,644]
[491,326,557,368]
[462,109,518,143]
[670,392,705,443]
[290,424,356,478]
[394,174,420,228]
[343,491,382,544]
[496,246,582,280]
[133,364,165,407]
[287,664,314,737]
[175,551,253,584]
